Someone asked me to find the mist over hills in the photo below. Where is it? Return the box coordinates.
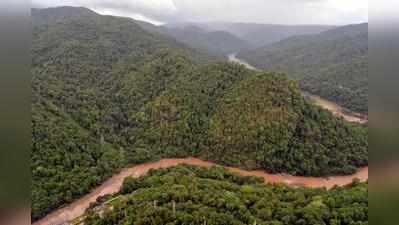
[135,19,335,57]
[136,21,251,57]
[164,26,252,56]
[167,22,335,48]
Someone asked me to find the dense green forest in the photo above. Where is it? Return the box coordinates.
[31,100,125,219]
[32,7,368,221]
[238,23,368,114]
[84,165,368,225]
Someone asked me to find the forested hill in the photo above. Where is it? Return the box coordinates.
[238,23,368,114]
[84,165,368,225]
[31,7,212,63]
[32,7,367,222]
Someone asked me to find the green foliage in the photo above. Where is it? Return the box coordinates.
[239,23,368,114]
[85,165,368,225]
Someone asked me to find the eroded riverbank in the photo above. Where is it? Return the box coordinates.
[304,93,368,124]
[33,157,368,225]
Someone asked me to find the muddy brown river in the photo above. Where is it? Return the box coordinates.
[33,158,368,225]
[33,55,368,225]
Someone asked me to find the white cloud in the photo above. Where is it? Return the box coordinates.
[169,0,368,25]
[31,0,368,25]
[95,7,165,25]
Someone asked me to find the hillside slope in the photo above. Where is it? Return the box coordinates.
[32,7,212,64]
[239,23,368,113]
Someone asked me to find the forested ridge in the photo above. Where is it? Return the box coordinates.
[238,23,368,114]
[84,165,368,225]
[32,7,368,221]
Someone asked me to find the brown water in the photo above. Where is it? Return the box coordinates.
[33,157,368,225]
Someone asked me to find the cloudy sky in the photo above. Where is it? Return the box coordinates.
[31,0,368,25]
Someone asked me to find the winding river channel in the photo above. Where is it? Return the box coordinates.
[33,54,368,225]
[34,158,368,225]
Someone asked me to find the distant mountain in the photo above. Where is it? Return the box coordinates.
[136,22,251,56]
[166,26,251,56]
[239,23,368,114]
[135,21,333,57]
[170,22,335,48]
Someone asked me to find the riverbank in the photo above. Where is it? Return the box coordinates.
[303,93,368,124]
[33,157,368,225]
